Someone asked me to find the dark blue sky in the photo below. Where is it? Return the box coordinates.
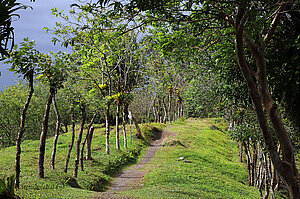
[0,0,75,90]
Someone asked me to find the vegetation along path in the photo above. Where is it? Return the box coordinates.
[93,130,175,199]
[91,119,260,199]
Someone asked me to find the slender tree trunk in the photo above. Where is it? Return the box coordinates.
[86,126,95,160]
[122,104,127,149]
[73,104,86,178]
[38,87,55,178]
[162,98,167,124]
[180,102,184,118]
[239,142,243,163]
[263,152,270,199]
[235,8,299,198]
[115,102,120,150]
[85,113,97,160]
[153,106,157,123]
[80,112,97,170]
[105,102,111,155]
[64,106,75,173]
[15,72,34,189]
[168,91,172,125]
[132,116,142,139]
[243,142,252,186]
[51,92,60,170]
[64,123,68,133]
[128,111,132,144]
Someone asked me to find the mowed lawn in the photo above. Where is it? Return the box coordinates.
[121,118,260,199]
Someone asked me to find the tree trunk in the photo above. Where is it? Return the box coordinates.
[168,91,172,125]
[162,98,167,124]
[86,126,95,160]
[38,87,55,178]
[153,105,157,123]
[235,7,300,198]
[262,152,270,199]
[80,112,97,170]
[115,102,120,150]
[251,142,257,186]
[73,104,86,178]
[122,104,127,149]
[85,112,98,160]
[243,142,252,186]
[51,93,60,170]
[15,72,34,189]
[158,99,162,123]
[105,101,111,155]
[180,102,184,118]
[129,114,132,144]
[64,105,75,173]
[64,123,68,133]
[132,116,142,139]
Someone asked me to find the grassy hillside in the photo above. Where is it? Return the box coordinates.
[0,123,151,199]
[1,119,261,198]
[121,118,260,199]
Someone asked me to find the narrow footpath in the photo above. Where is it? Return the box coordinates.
[92,130,174,199]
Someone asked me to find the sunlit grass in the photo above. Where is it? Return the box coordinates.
[121,118,260,199]
[0,123,151,198]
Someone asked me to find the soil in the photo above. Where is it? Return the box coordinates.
[92,130,174,199]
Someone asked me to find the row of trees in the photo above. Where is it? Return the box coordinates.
[85,0,300,198]
[1,0,299,198]
[1,1,186,189]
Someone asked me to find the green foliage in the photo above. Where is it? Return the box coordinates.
[0,0,27,60]
[0,175,17,198]
[5,38,41,80]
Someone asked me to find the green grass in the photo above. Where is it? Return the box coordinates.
[119,118,260,199]
[0,123,156,199]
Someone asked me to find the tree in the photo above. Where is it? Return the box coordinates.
[5,38,41,188]
[37,52,67,178]
[94,0,300,197]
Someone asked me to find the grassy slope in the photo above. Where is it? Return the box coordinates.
[121,118,260,199]
[0,124,147,199]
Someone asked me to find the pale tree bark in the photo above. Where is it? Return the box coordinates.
[158,99,162,123]
[51,92,60,170]
[122,104,127,149]
[15,71,34,189]
[64,105,75,173]
[235,5,299,198]
[80,112,97,170]
[128,111,132,144]
[115,102,120,150]
[105,101,111,154]
[162,97,167,124]
[153,105,157,123]
[167,89,172,125]
[38,87,55,178]
[73,104,86,178]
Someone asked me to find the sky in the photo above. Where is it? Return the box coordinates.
[0,0,76,90]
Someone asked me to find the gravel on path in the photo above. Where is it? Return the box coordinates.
[92,130,174,199]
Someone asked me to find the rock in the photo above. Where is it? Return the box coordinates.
[178,157,185,160]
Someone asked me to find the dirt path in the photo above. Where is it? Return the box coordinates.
[92,130,174,199]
